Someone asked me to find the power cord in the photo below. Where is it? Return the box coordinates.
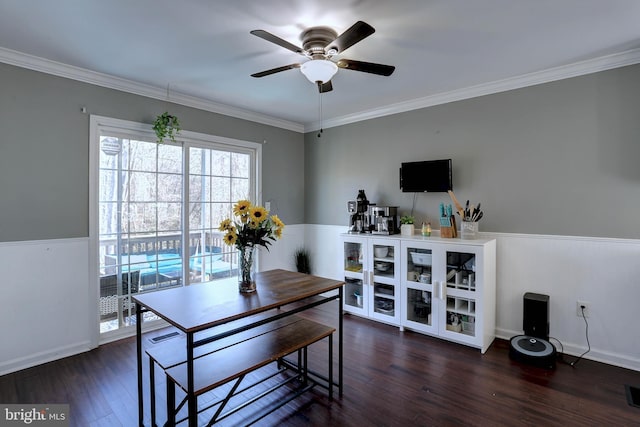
[550,305,591,367]
[570,305,591,367]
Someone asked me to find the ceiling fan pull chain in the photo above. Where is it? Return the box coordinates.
[317,82,323,138]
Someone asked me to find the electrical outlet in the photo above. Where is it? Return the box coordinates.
[576,300,590,318]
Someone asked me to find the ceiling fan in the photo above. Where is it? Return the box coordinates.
[250,21,395,93]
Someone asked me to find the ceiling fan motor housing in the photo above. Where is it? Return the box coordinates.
[301,27,338,56]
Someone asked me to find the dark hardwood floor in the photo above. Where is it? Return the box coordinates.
[1,300,639,426]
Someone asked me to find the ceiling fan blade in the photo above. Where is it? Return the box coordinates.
[328,21,375,53]
[336,59,395,76]
[251,63,301,78]
[250,29,304,54]
[317,80,333,93]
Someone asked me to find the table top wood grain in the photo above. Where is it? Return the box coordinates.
[132,269,344,333]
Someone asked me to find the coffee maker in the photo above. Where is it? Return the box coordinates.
[348,190,370,233]
[370,206,399,235]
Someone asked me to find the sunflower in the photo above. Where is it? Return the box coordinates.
[274,227,283,239]
[223,231,237,246]
[249,206,268,224]
[271,214,284,229]
[218,218,234,232]
[233,200,252,216]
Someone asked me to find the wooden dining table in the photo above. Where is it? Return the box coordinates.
[132,269,344,427]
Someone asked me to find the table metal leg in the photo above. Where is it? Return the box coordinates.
[136,302,144,427]
[338,286,343,397]
[187,332,196,426]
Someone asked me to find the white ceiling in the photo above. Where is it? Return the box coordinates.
[2,0,640,132]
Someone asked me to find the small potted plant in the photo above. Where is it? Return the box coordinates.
[153,112,181,143]
[400,215,415,236]
[294,247,312,274]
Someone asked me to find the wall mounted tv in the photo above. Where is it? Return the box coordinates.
[399,159,452,192]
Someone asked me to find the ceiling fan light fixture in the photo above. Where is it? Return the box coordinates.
[300,59,338,84]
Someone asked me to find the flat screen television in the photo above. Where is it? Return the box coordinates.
[400,159,452,192]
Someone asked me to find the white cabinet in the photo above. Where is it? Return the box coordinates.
[400,238,496,353]
[342,236,401,326]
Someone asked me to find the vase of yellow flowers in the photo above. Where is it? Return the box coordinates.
[219,200,285,292]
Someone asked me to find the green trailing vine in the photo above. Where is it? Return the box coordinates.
[152,112,181,143]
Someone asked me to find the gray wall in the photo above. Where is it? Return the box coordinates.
[304,64,640,239]
[0,63,304,242]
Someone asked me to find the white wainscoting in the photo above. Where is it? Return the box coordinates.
[305,225,640,371]
[259,224,305,273]
[2,226,639,375]
[0,238,92,376]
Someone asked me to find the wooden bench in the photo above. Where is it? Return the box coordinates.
[147,315,334,426]
[146,312,297,426]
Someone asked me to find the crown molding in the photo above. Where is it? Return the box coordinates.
[3,45,640,135]
[306,47,640,132]
[0,47,305,133]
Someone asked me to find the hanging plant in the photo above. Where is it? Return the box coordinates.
[152,112,181,143]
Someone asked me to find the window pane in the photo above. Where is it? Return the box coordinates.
[99,202,119,235]
[212,177,230,202]
[231,152,250,178]
[231,178,249,201]
[127,203,157,233]
[158,173,182,202]
[189,148,203,174]
[211,151,230,176]
[189,202,204,232]
[212,203,230,227]
[128,172,156,201]
[158,202,182,232]
[158,144,182,174]
[128,140,156,172]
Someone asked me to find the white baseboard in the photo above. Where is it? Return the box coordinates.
[0,341,92,377]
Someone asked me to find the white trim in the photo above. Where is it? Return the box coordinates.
[478,230,640,246]
[0,341,92,377]
[3,46,640,134]
[306,47,640,131]
[0,236,88,247]
[0,47,304,133]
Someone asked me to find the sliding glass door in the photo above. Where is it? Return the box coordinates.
[92,116,259,336]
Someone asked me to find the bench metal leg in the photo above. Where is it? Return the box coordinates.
[329,332,333,401]
[302,346,308,386]
[166,375,176,427]
[150,359,156,427]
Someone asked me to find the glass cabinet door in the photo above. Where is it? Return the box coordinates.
[442,249,477,339]
[369,239,400,324]
[402,246,439,333]
[342,238,368,315]
[344,240,364,274]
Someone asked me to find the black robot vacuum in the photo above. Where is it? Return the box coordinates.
[509,293,557,369]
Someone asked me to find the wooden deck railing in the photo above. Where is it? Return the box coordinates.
[99,231,234,270]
